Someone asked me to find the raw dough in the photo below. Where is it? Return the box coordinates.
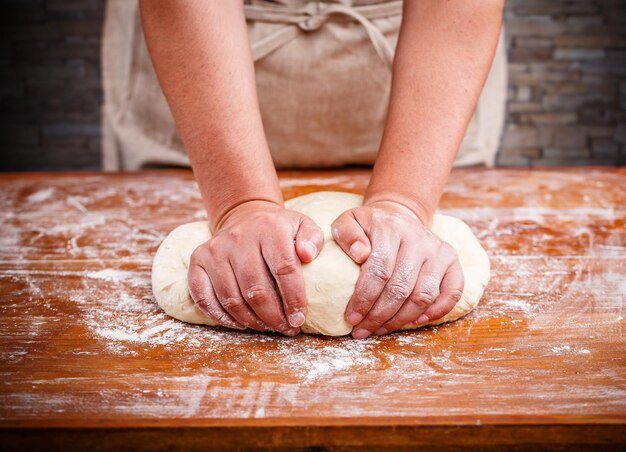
[151,191,490,336]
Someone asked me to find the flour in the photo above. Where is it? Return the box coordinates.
[26,188,55,204]
[2,170,626,423]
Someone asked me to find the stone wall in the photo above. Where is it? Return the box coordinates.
[1,0,625,171]
[499,0,626,166]
[1,0,104,171]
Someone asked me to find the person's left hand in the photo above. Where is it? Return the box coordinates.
[331,200,464,339]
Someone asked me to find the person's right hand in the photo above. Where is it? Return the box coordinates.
[188,200,324,336]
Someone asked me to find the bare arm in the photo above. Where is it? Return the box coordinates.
[140,0,281,230]
[140,1,324,334]
[366,0,504,222]
[332,0,503,338]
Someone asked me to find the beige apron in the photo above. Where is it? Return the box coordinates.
[102,0,507,170]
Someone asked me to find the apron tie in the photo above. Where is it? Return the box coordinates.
[245,1,402,67]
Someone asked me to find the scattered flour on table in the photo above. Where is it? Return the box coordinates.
[26,188,55,204]
[549,345,591,355]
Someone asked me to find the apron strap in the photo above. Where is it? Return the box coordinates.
[245,1,402,67]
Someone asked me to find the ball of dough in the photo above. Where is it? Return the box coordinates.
[151,191,490,336]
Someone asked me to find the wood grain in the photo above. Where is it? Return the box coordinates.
[1,168,625,450]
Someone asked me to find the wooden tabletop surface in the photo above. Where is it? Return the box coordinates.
[1,168,625,450]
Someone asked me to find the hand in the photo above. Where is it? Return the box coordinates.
[188,200,324,336]
[331,200,464,339]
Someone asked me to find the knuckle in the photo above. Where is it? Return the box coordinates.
[385,282,412,302]
[219,296,243,312]
[214,312,234,327]
[190,246,207,265]
[193,297,210,311]
[367,312,386,326]
[225,228,243,244]
[352,297,371,313]
[206,238,221,254]
[447,288,463,304]
[366,256,392,283]
[244,284,272,305]
[424,241,440,257]
[409,293,435,310]
[419,274,441,296]
[269,321,292,333]
[273,257,299,277]
[195,301,227,325]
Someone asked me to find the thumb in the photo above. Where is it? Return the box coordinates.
[331,210,371,264]
[295,216,325,263]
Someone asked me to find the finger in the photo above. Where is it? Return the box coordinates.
[373,256,444,336]
[351,243,420,339]
[294,215,324,263]
[187,262,244,330]
[413,258,465,327]
[345,228,400,327]
[262,234,308,329]
[331,210,372,264]
[237,252,300,335]
[207,258,269,332]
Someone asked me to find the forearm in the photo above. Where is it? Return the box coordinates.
[140,0,282,231]
[365,0,503,224]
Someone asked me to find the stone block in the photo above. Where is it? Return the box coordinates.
[505,19,567,37]
[577,101,620,125]
[543,93,613,111]
[580,59,626,76]
[591,138,620,157]
[0,124,40,146]
[508,101,543,113]
[498,146,542,158]
[615,124,626,143]
[587,126,618,138]
[515,37,554,48]
[526,112,578,124]
[543,148,591,159]
[530,158,599,168]
[495,153,531,167]
[565,16,604,26]
[550,126,588,148]
[510,47,554,62]
[554,35,626,48]
[42,122,100,137]
[554,49,606,60]
[501,125,551,148]
[509,71,579,86]
[512,4,599,17]
[0,79,25,97]
[517,85,532,101]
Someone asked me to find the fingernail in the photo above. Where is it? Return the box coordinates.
[352,328,370,339]
[415,314,429,325]
[374,327,387,336]
[302,241,317,259]
[289,311,306,327]
[285,328,300,337]
[349,241,366,261]
[347,312,363,325]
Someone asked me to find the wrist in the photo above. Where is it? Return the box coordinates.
[364,192,433,226]
[213,198,283,232]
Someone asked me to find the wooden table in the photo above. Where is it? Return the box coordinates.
[1,168,625,450]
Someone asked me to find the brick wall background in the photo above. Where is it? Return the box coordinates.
[499,0,626,166]
[1,0,625,171]
[1,0,104,171]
